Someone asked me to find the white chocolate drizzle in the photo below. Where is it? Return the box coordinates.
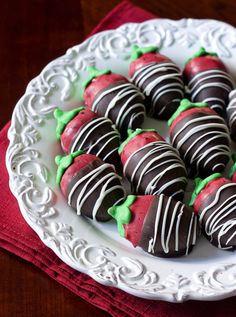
[188,69,233,113]
[199,182,236,249]
[148,195,197,255]
[123,141,187,197]
[70,117,120,162]
[171,114,230,174]
[226,89,236,133]
[67,163,126,220]
[92,83,145,130]
[131,62,184,116]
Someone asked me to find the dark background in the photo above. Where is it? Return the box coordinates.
[1,1,236,316]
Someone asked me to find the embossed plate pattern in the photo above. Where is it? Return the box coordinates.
[6,19,236,302]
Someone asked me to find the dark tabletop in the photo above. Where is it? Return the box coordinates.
[1,1,236,316]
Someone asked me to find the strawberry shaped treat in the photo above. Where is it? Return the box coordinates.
[229,154,236,183]
[55,151,126,221]
[54,107,120,165]
[189,173,236,250]
[108,194,198,257]
[129,45,185,119]
[119,128,187,200]
[184,47,234,116]
[83,66,145,137]
[168,99,230,177]
[226,89,236,140]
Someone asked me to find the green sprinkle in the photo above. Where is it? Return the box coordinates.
[185,47,218,64]
[130,44,159,61]
[54,107,85,140]
[118,128,156,155]
[82,66,111,89]
[189,173,222,207]
[55,150,84,185]
[108,195,136,237]
[168,99,208,127]
[229,154,236,178]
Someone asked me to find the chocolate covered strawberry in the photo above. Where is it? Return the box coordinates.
[189,173,236,250]
[168,99,230,177]
[83,66,145,137]
[119,128,187,200]
[55,151,126,221]
[54,107,120,165]
[229,154,236,183]
[184,47,234,116]
[129,45,185,119]
[226,89,236,140]
[108,194,198,257]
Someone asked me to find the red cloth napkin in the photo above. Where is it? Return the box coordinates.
[1,1,236,316]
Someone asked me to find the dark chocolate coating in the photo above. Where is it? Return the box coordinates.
[188,69,233,117]
[170,111,230,177]
[66,158,125,221]
[123,141,187,200]
[198,182,236,249]
[226,90,236,141]
[70,116,120,165]
[139,194,198,257]
[131,61,185,119]
[92,81,145,138]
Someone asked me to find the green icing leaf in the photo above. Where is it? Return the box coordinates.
[54,107,85,140]
[185,47,218,64]
[168,99,208,127]
[189,173,222,207]
[118,128,156,155]
[108,195,136,237]
[82,66,111,89]
[130,44,159,61]
[55,150,84,186]
[229,154,236,178]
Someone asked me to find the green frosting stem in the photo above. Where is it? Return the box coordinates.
[108,195,136,237]
[55,150,84,186]
[167,99,208,127]
[54,107,85,140]
[130,44,159,61]
[82,66,111,89]
[118,128,156,155]
[185,47,218,64]
[189,173,222,207]
[229,154,236,178]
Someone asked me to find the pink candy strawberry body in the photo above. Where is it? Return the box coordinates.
[129,45,184,119]
[56,152,126,222]
[108,194,198,258]
[54,107,120,165]
[168,99,230,177]
[190,174,236,250]
[183,47,233,116]
[84,73,128,108]
[83,67,145,137]
[119,129,187,200]
[129,52,170,78]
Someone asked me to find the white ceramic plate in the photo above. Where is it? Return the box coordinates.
[6,19,236,302]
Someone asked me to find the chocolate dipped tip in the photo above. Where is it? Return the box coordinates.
[185,47,218,65]
[118,128,156,155]
[189,173,222,207]
[108,195,136,237]
[54,107,85,140]
[168,99,209,127]
[55,150,84,186]
[229,154,236,178]
[82,66,111,89]
[130,44,159,61]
